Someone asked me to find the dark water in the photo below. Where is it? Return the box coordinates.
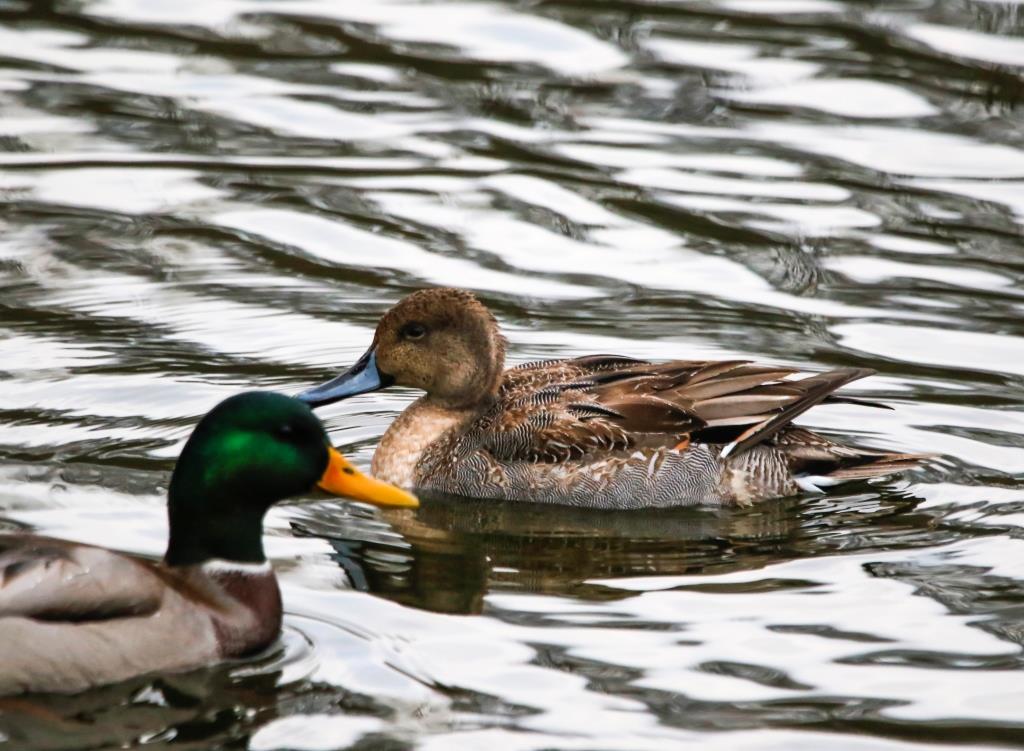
[2,0,1024,748]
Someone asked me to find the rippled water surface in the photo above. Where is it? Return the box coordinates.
[3,0,1024,748]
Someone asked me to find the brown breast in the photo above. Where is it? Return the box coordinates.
[182,562,283,658]
[371,398,473,487]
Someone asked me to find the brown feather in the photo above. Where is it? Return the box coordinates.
[818,456,928,481]
[602,394,704,433]
[694,393,801,421]
[720,368,876,460]
[482,357,886,468]
[679,369,799,400]
[0,536,164,621]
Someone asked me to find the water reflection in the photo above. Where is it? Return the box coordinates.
[293,491,943,615]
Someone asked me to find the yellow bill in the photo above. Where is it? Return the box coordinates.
[318,446,419,508]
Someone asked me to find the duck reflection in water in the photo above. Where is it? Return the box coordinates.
[290,489,924,615]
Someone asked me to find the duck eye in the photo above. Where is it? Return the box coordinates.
[401,322,427,340]
[276,424,295,440]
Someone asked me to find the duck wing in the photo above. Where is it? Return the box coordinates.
[489,357,877,462]
[0,535,164,621]
[484,355,696,462]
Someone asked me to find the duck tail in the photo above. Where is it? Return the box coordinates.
[794,450,932,493]
[777,427,933,493]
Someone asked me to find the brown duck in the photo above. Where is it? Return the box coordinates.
[300,289,927,508]
[0,392,416,695]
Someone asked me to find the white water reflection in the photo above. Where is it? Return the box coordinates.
[908,23,1024,67]
[750,123,1024,178]
[645,38,820,84]
[720,79,938,119]
[835,323,1024,377]
[89,0,628,74]
[0,168,226,214]
[217,208,594,299]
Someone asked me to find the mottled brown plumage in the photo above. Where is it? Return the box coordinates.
[301,289,928,508]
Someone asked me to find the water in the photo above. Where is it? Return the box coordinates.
[1,0,1024,748]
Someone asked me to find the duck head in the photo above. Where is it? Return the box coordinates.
[165,392,417,566]
[300,288,506,410]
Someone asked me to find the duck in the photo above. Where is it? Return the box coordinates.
[0,392,416,696]
[299,287,928,509]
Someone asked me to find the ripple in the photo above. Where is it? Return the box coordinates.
[720,79,939,120]
[250,714,384,751]
[908,23,1024,67]
[834,323,1024,377]
[645,37,820,85]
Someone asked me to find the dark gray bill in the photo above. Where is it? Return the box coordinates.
[298,349,393,407]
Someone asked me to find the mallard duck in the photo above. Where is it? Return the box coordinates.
[0,392,416,696]
[299,288,927,509]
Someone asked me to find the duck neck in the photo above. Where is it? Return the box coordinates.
[426,388,499,412]
[164,482,269,568]
[431,346,505,410]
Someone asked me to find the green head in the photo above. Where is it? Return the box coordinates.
[164,392,416,566]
